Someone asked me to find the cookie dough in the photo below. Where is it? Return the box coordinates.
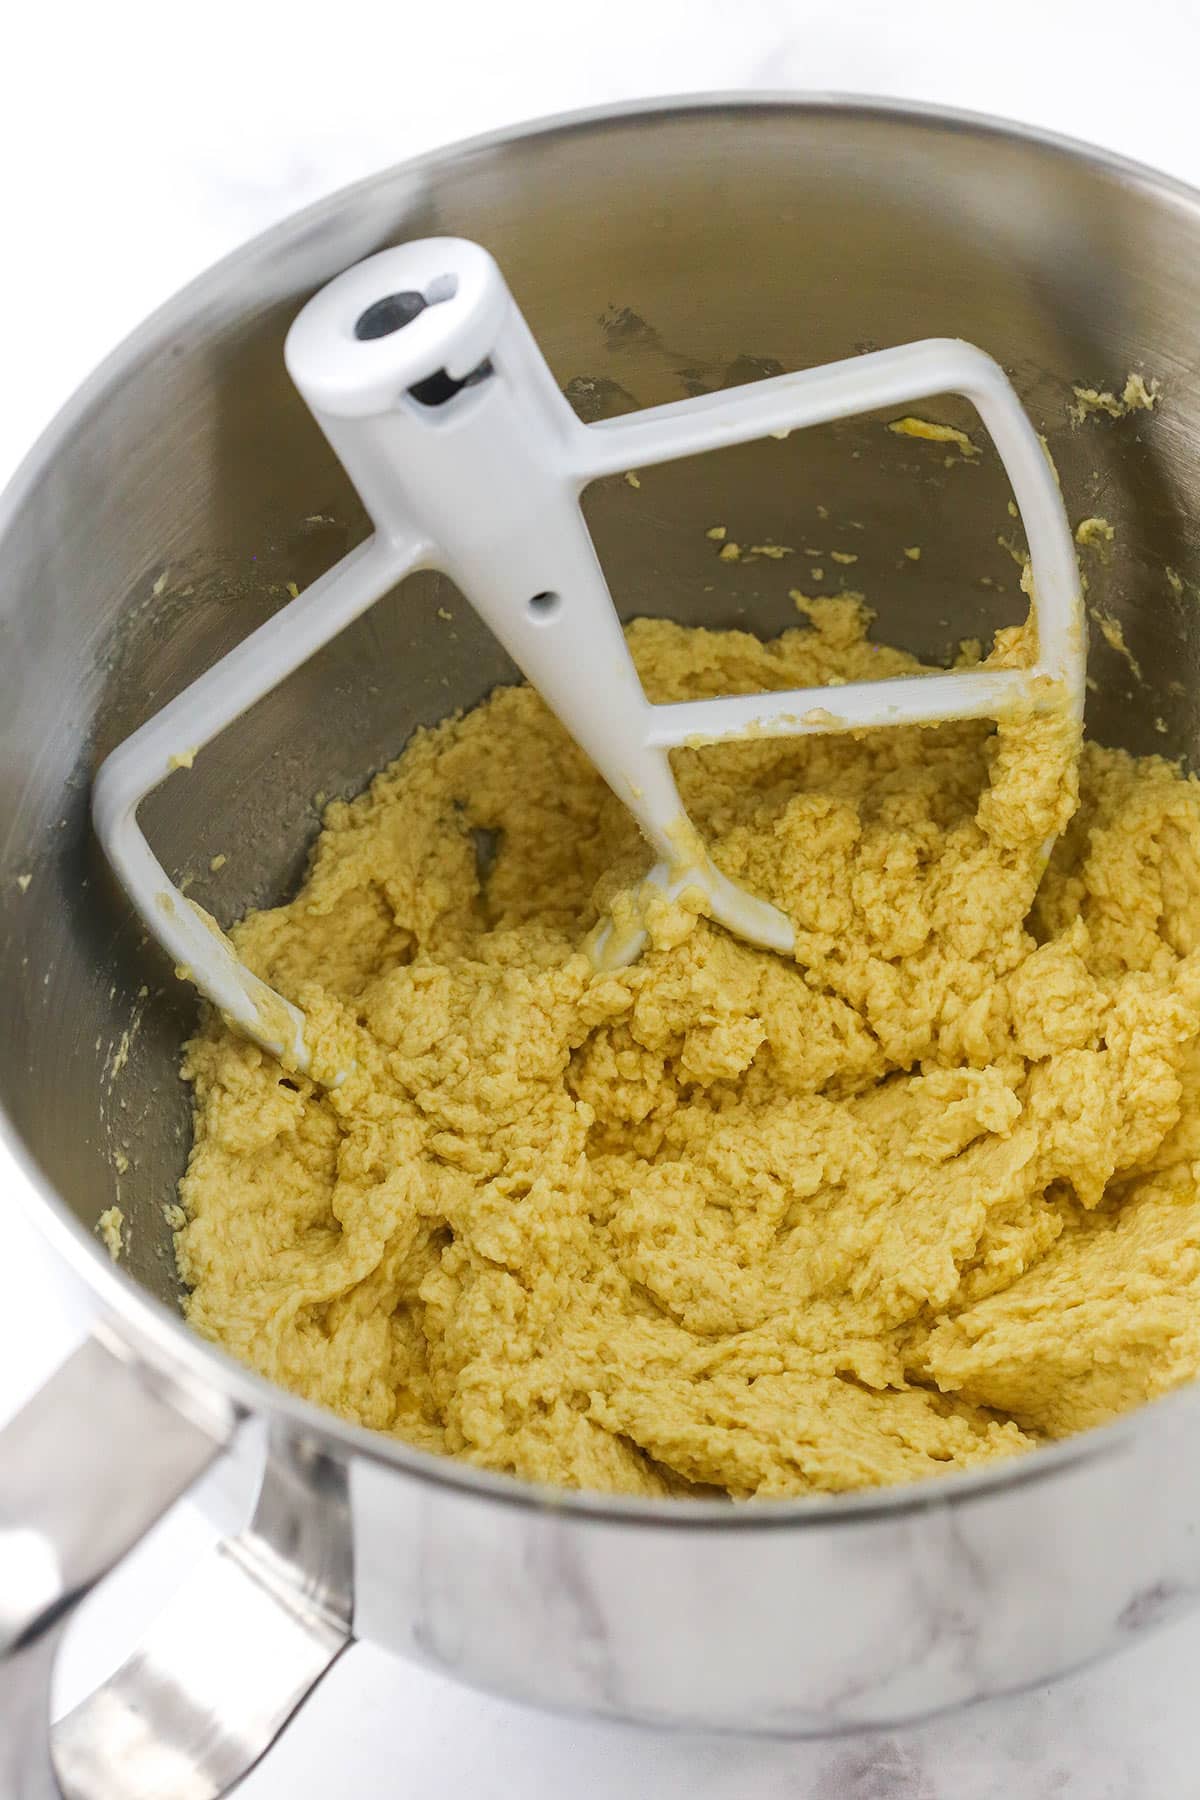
[176,596,1200,1498]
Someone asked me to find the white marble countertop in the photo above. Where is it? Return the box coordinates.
[5,1,1200,1793]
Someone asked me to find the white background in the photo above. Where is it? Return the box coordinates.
[5,2,1200,1794]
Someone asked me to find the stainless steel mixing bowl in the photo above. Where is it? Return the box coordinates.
[5,96,1200,1796]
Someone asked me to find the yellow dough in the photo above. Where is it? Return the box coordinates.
[176,597,1200,1498]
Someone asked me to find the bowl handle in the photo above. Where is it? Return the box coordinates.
[0,1332,354,1797]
